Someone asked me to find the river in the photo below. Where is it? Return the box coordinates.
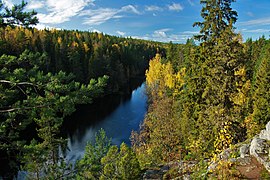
[63,81,147,162]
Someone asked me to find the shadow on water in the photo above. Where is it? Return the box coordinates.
[61,78,148,162]
[0,78,147,179]
[62,93,132,144]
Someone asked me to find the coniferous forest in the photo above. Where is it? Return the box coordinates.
[1,0,270,179]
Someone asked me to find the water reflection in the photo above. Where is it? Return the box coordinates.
[63,82,147,162]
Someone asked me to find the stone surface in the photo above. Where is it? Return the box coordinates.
[259,121,270,140]
[143,169,163,180]
[240,144,250,158]
[250,124,270,173]
[250,137,269,155]
[237,156,251,166]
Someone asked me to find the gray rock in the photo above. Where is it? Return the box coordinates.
[259,121,270,140]
[250,136,270,172]
[160,165,170,174]
[240,144,250,158]
[250,137,269,155]
[143,169,162,180]
[237,156,251,166]
[266,121,270,132]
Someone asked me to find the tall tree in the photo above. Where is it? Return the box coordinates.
[193,0,237,42]
[187,0,248,155]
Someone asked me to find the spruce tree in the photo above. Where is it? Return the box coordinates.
[186,0,248,155]
[193,0,237,42]
[247,41,270,137]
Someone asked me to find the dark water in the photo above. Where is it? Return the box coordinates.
[63,82,147,162]
[1,81,147,179]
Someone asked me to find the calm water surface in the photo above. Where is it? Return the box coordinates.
[63,82,147,162]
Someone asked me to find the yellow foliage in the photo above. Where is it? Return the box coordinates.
[57,37,62,44]
[146,54,185,98]
[98,33,103,40]
[232,80,250,106]
[145,54,163,90]
[214,121,233,154]
[71,41,79,48]
[244,113,261,138]
[83,42,90,52]
[213,160,240,180]
[112,43,121,53]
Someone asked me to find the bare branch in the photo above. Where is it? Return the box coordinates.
[0,80,38,87]
[0,104,51,113]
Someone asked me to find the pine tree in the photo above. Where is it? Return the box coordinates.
[0,0,38,28]
[100,143,141,180]
[76,129,111,179]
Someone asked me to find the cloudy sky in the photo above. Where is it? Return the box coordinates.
[3,0,270,43]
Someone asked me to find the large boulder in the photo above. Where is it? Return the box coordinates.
[250,131,270,172]
[250,137,269,155]
[259,121,270,140]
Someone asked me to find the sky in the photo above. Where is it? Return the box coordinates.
[3,0,270,43]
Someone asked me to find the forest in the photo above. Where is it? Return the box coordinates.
[1,0,270,179]
[0,1,163,178]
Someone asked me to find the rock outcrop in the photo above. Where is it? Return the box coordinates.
[143,122,270,179]
[208,121,270,178]
[249,121,270,172]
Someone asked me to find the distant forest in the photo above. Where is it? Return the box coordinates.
[0,26,165,92]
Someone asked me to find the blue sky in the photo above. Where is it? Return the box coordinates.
[4,0,270,43]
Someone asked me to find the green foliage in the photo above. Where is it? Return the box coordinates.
[76,129,111,179]
[245,40,270,137]
[0,21,163,178]
[0,26,163,93]
[23,139,75,180]
[100,143,141,180]
[0,0,38,28]
[184,0,248,156]
[76,130,141,180]
[0,50,108,178]
[134,0,254,170]
[193,0,237,42]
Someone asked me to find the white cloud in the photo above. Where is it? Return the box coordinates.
[80,8,120,25]
[145,5,163,12]
[134,33,189,43]
[168,3,183,11]
[121,5,141,15]
[33,23,61,30]
[153,28,172,38]
[241,28,270,33]
[2,0,13,8]
[153,30,167,38]
[182,30,199,34]
[239,17,270,26]
[246,12,254,17]
[91,28,101,33]
[133,29,195,43]
[26,0,45,10]
[116,30,126,36]
[187,0,195,6]
[38,0,94,24]
[81,5,141,25]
